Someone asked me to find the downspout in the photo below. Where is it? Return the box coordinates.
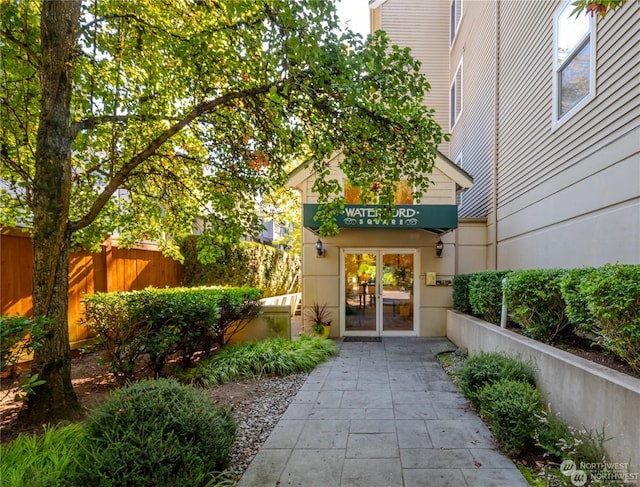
[491,0,501,270]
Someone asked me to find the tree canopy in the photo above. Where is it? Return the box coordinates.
[2,0,445,250]
[1,0,446,423]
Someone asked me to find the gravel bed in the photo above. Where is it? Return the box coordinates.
[224,372,309,482]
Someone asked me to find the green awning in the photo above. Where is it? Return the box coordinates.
[303,204,459,234]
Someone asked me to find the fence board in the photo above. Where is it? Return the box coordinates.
[0,232,34,318]
[1,230,184,348]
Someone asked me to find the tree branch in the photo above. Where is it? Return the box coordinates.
[0,29,41,69]
[68,83,277,233]
[0,153,32,184]
[80,13,191,41]
[70,114,180,138]
[80,10,268,41]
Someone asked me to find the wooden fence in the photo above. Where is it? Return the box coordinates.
[1,229,184,348]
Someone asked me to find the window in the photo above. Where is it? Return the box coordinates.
[344,180,413,204]
[553,1,595,126]
[450,60,463,130]
[450,0,463,44]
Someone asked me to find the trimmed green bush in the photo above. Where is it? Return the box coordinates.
[577,264,640,375]
[468,270,512,324]
[559,267,598,335]
[452,273,472,314]
[456,264,640,376]
[83,286,262,379]
[477,379,543,454]
[504,269,571,343]
[74,378,236,487]
[195,335,338,386]
[0,424,85,487]
[454,352,536,408]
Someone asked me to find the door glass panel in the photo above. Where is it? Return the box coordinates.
[344,252,377,332]
[381,253,414,332]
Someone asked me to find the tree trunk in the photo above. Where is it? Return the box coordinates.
[19,0,83,425]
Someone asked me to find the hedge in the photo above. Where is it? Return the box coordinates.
[573,264,640,375]
[503,268,571,343]
[468,270,512,325]
[182,237,300,297]
[559,267,599,335]
[83,286,262,380]
[452,273,473,314]
[454,264,640,374]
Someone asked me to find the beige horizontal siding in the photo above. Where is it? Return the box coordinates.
[380,0,450,156]
[496,0,640,218]
[422,169,456,204]
[496,0,554,208]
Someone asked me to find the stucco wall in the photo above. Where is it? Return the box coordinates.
[301,227,453,337]
[300,218,487,337]
[497,127,640,268]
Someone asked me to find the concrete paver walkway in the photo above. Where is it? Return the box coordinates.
[237,337,529,487]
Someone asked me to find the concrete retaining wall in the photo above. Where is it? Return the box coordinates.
[447,310,640,472]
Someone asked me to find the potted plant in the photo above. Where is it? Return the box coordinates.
[305,302,332,338]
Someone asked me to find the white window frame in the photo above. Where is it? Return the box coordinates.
[552,1,596,129]
[450,0,463,45]
[450,59,463,131]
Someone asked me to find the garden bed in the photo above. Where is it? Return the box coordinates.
[1,351,289,445]
[506,325,638,380]
[447,310,640,474]
[1,335,337,486]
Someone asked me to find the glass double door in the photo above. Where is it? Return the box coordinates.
[342,250,416,336]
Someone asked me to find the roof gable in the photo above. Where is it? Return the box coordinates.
[287,150,473,191]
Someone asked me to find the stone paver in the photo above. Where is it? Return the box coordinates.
[237,337,529,487]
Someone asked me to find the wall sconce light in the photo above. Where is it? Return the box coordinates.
[435,240,444,257]
[315,238,325,257]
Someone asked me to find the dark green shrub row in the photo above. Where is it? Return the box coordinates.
[454,352,540,454]
[453,265,640,373]
[466,270,512,325]
[559,267,598,335]
[451,274,472,314]
[83,286,262,380]
[504,268,571,343]
[454,352,536,409]
[477,379,543,455]
[1,380,237,487]
[570,264,640,375]
[0,315,46,372]
[182,237,300,297]
[453,352,610,462]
